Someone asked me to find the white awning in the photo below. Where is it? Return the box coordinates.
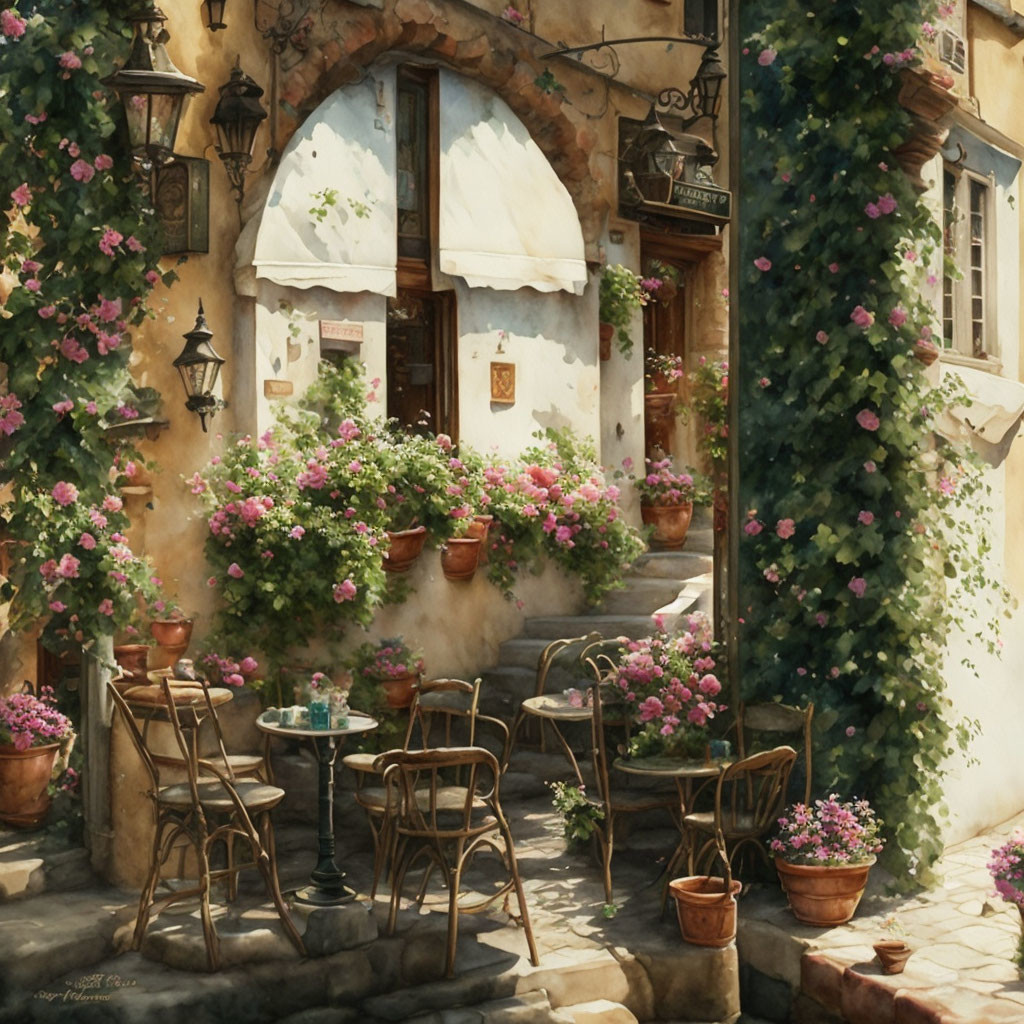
[438,70,587,295]
[935,364,1024,466]
[252,74,397,296]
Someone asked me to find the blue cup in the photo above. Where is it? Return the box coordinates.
[710,739,732,759]
[309,700,330,731]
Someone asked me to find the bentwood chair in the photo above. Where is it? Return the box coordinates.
[108,680,305,971]
[674,746,797,879]
[735,701,814,806]
[378,746,539,978]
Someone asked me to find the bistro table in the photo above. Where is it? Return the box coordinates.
[256,710,378,906]
[517,693,595,786]
[613,753,732,884]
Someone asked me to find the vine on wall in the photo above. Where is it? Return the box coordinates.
[737,0,1007,881]
[0,2,174,655]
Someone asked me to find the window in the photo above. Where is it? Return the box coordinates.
[388,67,458,438]
[684,0,718,41]
[942,168,993,360]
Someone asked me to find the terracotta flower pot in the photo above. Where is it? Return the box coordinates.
[599,322,614,361]
[873,940,913,974]
[150,619,194,671]
[775,856,875,926]
[646,371,679,395]
[668,875,742,947]
[0,742,61,829]
[641,502,694,549]
[466,515,494,565]
[440,537,482,581]
[380,673,419,710]
[113,643,150,691]
[383,525,428,573]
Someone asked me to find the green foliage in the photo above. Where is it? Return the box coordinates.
[689,357,729,474]
[598,264,648,355]
[738,0,1008,883]
[0,2,174,653]
[549,780,603,847]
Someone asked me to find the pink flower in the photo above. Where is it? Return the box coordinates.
[78,532,96,549]
[754,257,772,272]
[848,577,867,598]
[877,193,897,215]
[1,9,27,38]
[98,228,123,256]
[240,656,259,674]
[57,554,80,579]
[855,409,880,431]
[864,202,880,219]
[94,154,113,171]
[743,519,763,536]
[857,510,875,525]
[126,236,144,253]
[102,494,123,512]
[145,270,160,286]
[888,307,907,327]
[48,600,67,613]
[98,599,114,616]
[333,578,357,602]
[501,5,525,24]
[24,278,40,292]
[776,518,795,539]
[828,262,839,274]
[850,305,875,329]
[96,296,121,323]
[758,48,777,66]
[70,159,95,183]
[938,476,956,496]
[815,330,829,344]
[289,525,305,539]
[52,481,78,506]
[206,576,217,587]
[864,460,877,473]
[59,51,82,70]
[227,563,244,579]
[845,726,856,737]
[0,393,25,436]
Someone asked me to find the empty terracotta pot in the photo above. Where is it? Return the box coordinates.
[440,537,481,581]
[669,875,742,947]
[873,940,912,974]
[383,526,428,573]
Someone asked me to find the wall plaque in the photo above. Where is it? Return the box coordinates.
[319,320,364,355]
[490,362,515,405]
[154,157,210,255]
[264,379,294,398]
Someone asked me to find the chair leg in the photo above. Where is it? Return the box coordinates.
[502,830,539,967]
[257,813,306,957]
[369,811,387,900]
[133,816,171,951]
[226,833,238,901]
[386,836,412,937]
[197,840,221,972]
[445,848,464,979]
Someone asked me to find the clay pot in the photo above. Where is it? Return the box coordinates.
[641,502,694,549]
[646,371,679,395]
[644,392,677,457]
[113,643,150,691]
[465,515,494,565]
[873,940,913,974]
[383,525,428,573]
[440,537,482,581]
[668,876,742,947]
[0,742,61,829]
[775,856,875,926]
[599,322,614,361]
[380,673,419,710]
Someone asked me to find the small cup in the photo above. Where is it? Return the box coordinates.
[710,739,732,759]
[280,707,297,728]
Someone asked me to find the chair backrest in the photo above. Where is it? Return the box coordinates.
[534,632,603,698]
[586,676,634,809]
[713,745,797,837]
[736,701,813,805]
[377,746,501,838]
[403,677,481,751]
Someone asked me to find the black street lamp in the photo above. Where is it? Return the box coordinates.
[173,301,225,432]
[201,0,227,31]
[210,60,268,205]
[658,46,727,128]
[103,4,204,172]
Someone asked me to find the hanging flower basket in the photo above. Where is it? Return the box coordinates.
[383,525,428,573]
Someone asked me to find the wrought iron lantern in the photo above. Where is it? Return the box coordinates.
[209,60,267,205]
[657,46,727,129]
[201,0,227,31]
[103,4,204,172]
[173,301,225,432]
[620,109,685,205]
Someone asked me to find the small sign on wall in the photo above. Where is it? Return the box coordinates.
[319,320,364,355]
[264,379,294,398]
[490,362,515,405]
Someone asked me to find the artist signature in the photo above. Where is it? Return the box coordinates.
[35,973,137,1002]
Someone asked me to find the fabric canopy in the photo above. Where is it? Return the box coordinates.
[935,364,1024,467]
[251,75,397,296]
[438,70,587,295]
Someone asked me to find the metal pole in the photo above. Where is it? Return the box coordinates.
[81,635,114,875]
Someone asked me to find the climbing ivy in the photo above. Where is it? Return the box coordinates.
[737,0,1007,882]
[0,2,175,652]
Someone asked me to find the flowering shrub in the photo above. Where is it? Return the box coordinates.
[770,796,884,866]
[349,637,424,680]
[633,458,711,508]
[612,612,725,758]
[988,831,1024,912]
[737,0,1008,880]
[644,350,685,394]
[0,4,175,652]
[0,687,73,751]
[689,357,728,473]
[482,429,646,603]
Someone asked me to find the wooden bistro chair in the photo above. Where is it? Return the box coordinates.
[108,680,305,971]
[344,677,505,898]
[736,700,814,805]
[378,746,539,978]
[675,745,797,880]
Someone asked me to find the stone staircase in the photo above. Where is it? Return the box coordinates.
[0,827,95,902]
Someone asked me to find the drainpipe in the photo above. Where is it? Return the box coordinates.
[81,636,114,876]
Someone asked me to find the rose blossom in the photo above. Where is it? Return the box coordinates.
[754,256,772,272]
[848,577,867,598]
[855,409,880,431]
[227,563,244,578]
[52,481,78,506]
[776,518,795,539]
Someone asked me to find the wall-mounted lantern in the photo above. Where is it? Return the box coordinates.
[103,4,205,173]
[173,301,225,432]
[209,59,267,205]
[201,0,227,31]
[657,46,727,129]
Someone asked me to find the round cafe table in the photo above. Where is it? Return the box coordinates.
[256,711,378,906]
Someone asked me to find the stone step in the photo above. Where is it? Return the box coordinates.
[361,963,522,1021]
[631,550,713,580]
[599,578,693,615]
[0,838,94,902]
[404,989,572,1023]
[521,614,679,642]
[561,999,639,1024]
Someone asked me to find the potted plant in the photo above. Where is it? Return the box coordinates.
[644,258,683,303]
[0,687,74,829]
[633,458,711,549]
[770,794,885,926]
[149,604,194,670]
[988,829,1024,932]
[349,636,425,710]
[644,350,685,395]
[599,264,649,358]
[669,836,742,947]
[549,780,604,848]
[612,612,726,760]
